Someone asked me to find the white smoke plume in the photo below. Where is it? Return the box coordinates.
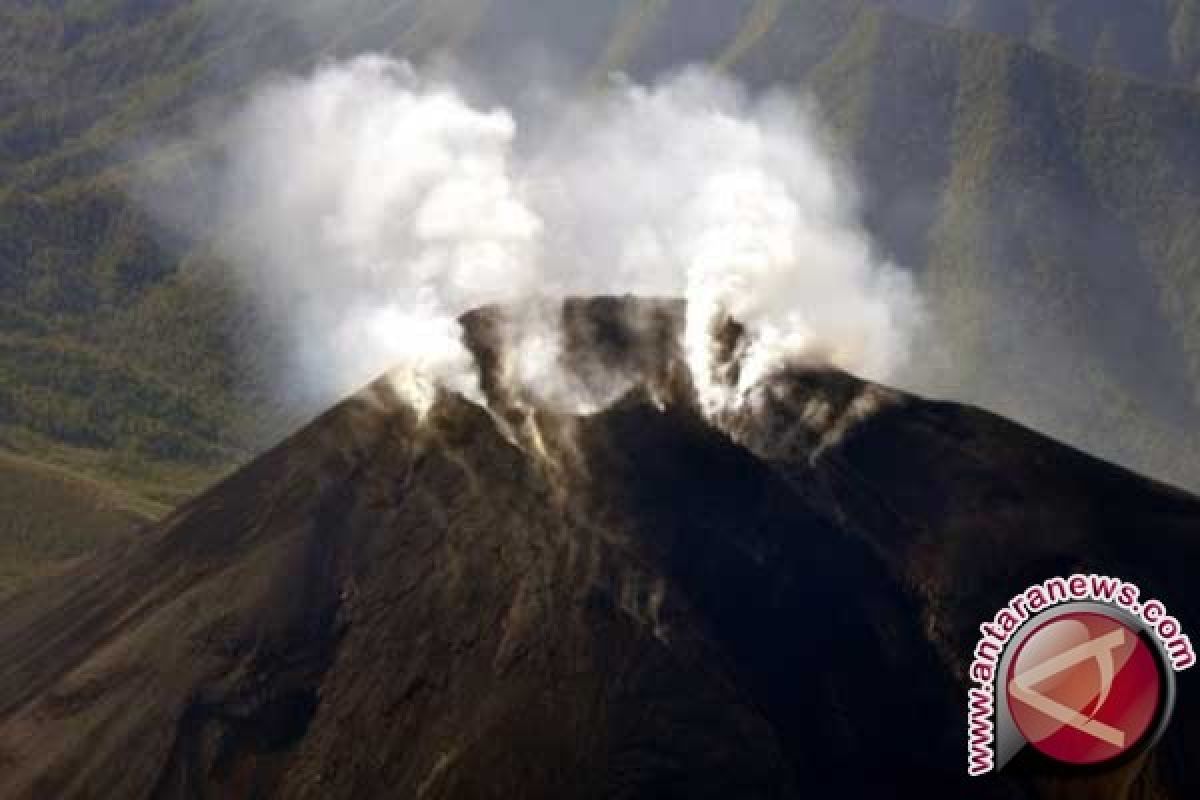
[531,73,921,412]
[216,57,542,414]
[210,55,920,417]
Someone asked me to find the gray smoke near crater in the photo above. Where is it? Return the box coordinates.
[204,55,923,419]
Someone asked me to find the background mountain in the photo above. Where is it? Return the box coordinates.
[1,0,1200,505]
[1,298,1197,798]
[876,0,1200,88]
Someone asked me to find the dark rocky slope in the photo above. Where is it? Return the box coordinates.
[0,299,1197,799]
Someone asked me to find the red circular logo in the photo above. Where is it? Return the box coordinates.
[1006,612,1163,765]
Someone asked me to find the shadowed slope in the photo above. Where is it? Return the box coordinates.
[0,376,970,798]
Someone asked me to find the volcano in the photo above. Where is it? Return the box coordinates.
[0,298,1198,799]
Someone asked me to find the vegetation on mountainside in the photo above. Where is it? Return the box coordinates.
[876,0,1200,89]
[0,448,157,603]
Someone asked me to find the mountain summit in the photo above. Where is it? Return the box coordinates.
[1,298,1198,799]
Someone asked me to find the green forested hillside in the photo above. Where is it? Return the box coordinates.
[877,0,1200,88]
[0,449,156,602]
[1,0,1200,495]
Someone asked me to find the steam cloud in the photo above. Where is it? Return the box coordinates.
[212,55,920,417]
